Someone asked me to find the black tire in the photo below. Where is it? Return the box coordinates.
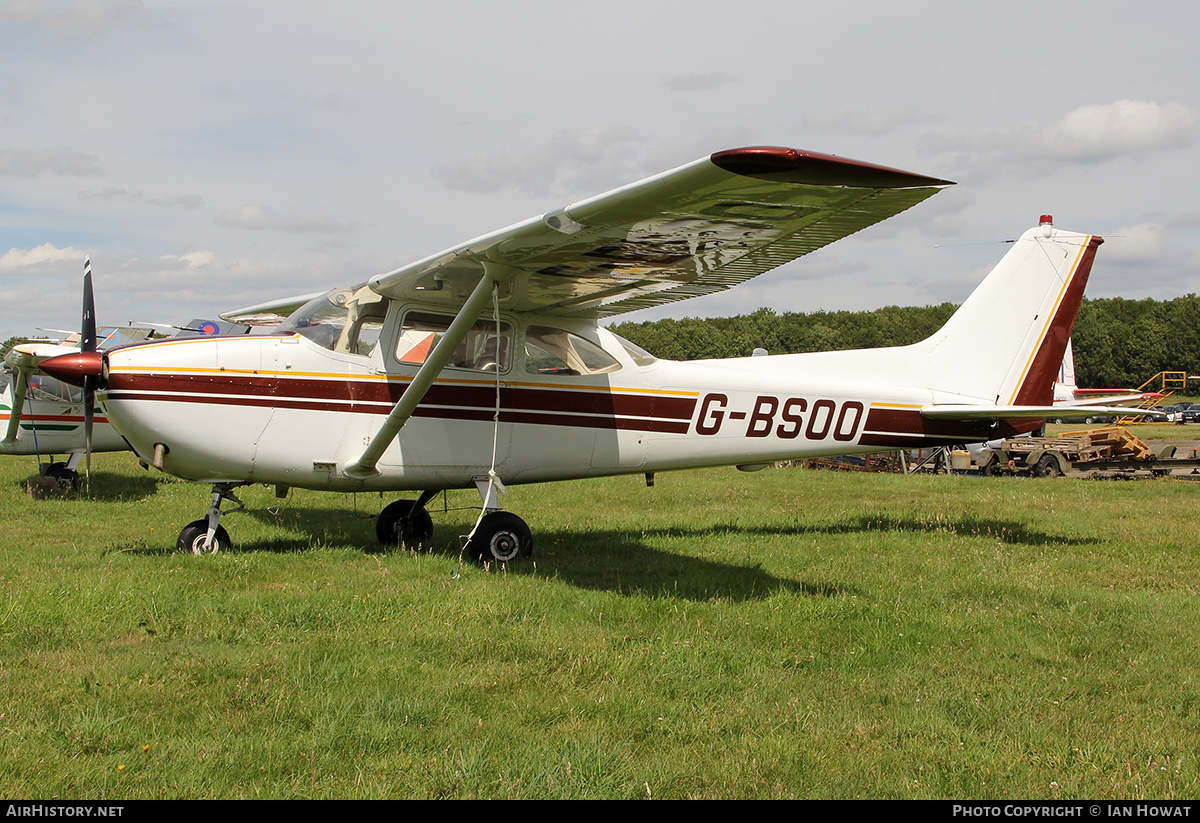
[1035,454,1064,478]
[176,519,232,554]
[376,499,434,547]
[43,462,81,489]
[466,511,533,563]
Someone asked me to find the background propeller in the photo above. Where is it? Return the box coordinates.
[80,257,97,489]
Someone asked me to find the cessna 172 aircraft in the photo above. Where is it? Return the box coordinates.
[39,146,1132,560]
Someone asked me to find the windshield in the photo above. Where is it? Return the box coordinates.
[278,283,387,355]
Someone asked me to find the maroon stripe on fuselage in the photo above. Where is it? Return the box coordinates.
[415,406,692,433]
[860,406,1038,447]
[105,371,698,429]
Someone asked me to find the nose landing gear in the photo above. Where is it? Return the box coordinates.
[175,484,244,554]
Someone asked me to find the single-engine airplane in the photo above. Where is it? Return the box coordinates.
[39,146,1140,559]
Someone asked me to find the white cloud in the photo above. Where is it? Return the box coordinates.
[1037,100,1199,162]
[0,242,87,271]
[0,0,142,36]
[158,250,218,270]
[0,147,102,177]
[1102,222,1194,267]
[800,107,938,138]
[920,100,1200,175]
[213,206,349,234]
[664,73,738,93]
[432,128,647,196]
[77,188,204,209]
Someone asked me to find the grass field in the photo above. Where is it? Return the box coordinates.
[2,449,1199,799]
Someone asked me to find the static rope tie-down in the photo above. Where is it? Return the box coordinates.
[459,283,505,564]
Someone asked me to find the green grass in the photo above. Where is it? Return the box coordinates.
[2,452,1199,798]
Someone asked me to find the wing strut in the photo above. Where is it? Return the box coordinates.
[3,344,53,446]
[2,364,31,445]
[341,263,511,480]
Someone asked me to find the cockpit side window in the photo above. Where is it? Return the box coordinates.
[396,312,513,372]
[524,326,621,376]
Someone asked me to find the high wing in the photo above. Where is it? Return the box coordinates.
[221,291,326,325]
[367,147,953,317]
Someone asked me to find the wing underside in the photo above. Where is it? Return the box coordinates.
[369,147,953,317]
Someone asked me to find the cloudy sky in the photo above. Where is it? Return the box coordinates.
[1,0,1198,342]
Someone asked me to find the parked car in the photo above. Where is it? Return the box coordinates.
[1161,404,1185,421]
[1049,414,1115,425]
[1183,406,1200,423]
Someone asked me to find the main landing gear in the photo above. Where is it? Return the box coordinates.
[173,483,534,563]
[375,488,533,563]
[464,511,533,563]
[376,490,438,546]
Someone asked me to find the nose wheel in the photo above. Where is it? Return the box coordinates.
[176,520,232,554]
[175,484,243,554]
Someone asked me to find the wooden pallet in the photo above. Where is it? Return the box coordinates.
[1003,427,1153,463]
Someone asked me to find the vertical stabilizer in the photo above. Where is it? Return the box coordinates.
[921,218,1102,405]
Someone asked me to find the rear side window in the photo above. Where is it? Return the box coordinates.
[524,326,620,376]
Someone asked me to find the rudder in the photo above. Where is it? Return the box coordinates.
[920,218,1103,406]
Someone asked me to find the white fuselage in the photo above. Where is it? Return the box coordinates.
[97,310,1030,492]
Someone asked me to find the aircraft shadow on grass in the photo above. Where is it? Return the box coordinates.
[12,469,160,501]
[119,504,1098,603]
[777,513,1101,548]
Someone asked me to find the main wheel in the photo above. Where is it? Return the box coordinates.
[376,499,434,547]
[43,462,81,489]
[466,511,533,563]
[176,519,232,554]
[1035,454,1064,477]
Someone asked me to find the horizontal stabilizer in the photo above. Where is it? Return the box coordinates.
[920,404,1159,421]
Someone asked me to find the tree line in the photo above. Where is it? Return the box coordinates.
[609,295,1200,390]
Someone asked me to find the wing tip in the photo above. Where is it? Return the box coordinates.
[710,146,954,189]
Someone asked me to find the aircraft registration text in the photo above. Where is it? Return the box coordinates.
[693,393,864,441]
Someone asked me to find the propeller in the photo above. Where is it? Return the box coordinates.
[80,257,97,489]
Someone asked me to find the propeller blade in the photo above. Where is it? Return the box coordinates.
[81,257,97,353]
[83,374,94,485]
[81,257,96,490]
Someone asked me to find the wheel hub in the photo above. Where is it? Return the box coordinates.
[489,530,521,561]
